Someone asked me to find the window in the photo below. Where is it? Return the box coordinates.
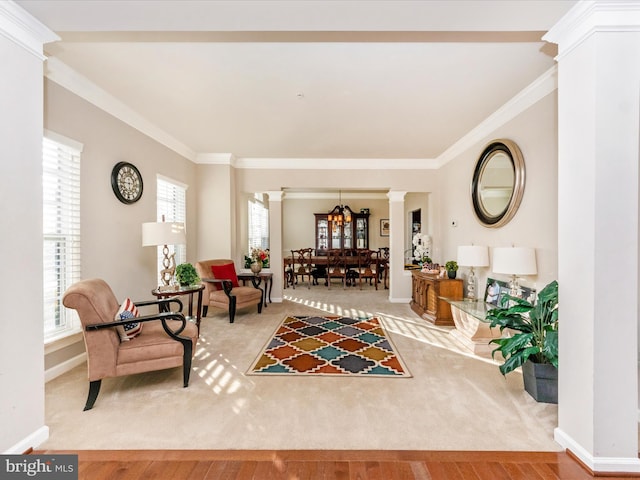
[156,176,187,274]
[248,194,269,253]
[43,133,82,340]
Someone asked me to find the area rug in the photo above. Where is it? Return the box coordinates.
[247,315,411,377]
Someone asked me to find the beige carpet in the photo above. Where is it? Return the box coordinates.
[41,285,560,451]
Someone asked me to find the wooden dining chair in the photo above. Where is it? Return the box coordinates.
[326,249,347,289]
[355,249,378,290]
[290,248,313,289]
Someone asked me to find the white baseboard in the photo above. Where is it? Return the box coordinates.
[4,426,49,454]
[554,427,640,474]
[45,353,86,383]
[389,296,412,303]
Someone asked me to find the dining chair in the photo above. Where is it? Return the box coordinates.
[355,249,378,290]
[326,249,347,289]
[290,248,313,289]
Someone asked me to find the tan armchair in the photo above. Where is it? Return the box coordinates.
[195,259,263,323]
[62,278,199,410]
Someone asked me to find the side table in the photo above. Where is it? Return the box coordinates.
[237,271,273,307]
[151,284,205,334]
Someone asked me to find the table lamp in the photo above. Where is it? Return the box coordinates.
[492,246,537,297]
[142,220,186,290]
[457,245,489,300]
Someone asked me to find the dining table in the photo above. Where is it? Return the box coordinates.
[283,254,388,289]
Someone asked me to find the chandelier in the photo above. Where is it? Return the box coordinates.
[327,190,352,231]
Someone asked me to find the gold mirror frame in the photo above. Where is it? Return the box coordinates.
[471,139,525,228]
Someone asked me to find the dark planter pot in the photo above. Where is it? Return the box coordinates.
[522,360,558,404]
[447,270,457,279]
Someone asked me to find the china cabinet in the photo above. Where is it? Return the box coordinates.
[314,213,369,255]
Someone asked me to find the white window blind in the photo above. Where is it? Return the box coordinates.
[157,177,187,273]
[43,134,82,339]
[248,195,269,252]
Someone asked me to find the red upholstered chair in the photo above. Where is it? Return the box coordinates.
[62,278,199,411]
[195,259,263,323]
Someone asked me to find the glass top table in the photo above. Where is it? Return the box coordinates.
[444,299,492,321]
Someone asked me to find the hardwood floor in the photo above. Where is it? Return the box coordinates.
[34,449,640,479]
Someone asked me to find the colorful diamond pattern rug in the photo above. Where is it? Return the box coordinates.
[247,315,411,377]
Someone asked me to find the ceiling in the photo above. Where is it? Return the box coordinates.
[18,0,577,164]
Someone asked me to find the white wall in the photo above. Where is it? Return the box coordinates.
[281,196,390,254]
[44,80,198,300]
[438,92,558,294]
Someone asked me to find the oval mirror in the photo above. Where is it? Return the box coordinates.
[471,139,525,228]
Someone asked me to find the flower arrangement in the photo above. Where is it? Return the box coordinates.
[245,247,270,268]
[412,233,432,265]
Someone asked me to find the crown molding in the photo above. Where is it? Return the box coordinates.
[230,157,438,169]
[195,152,235,165]
[434,65,558,168]
[283,190,388,200]
[543,0,640,58]
[45,49,557,171]
[0,1,59,60]
[44,56,197,162]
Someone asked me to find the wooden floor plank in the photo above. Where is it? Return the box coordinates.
[33,449,640,480]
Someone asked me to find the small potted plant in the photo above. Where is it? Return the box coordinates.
[445,260,458,279]
[486,280,558,403]
[175,263,200,287]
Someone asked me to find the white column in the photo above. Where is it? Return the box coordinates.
[266,190,284,302]
[544,1,640,473]
[387,191,409,302]
[0,2,58,453]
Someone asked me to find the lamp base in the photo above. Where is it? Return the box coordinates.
[466,267,477,300]
[509,274,521,297]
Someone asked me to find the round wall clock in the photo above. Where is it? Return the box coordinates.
[111,161,143,204]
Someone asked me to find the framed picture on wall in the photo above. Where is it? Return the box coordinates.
[380,219,390,237]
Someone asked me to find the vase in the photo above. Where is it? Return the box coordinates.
[447,270,457,279]
[250,262,262,274]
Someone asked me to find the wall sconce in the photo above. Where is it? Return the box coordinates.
[457,245,489,300]
[142,220,186,290]
[492,246,537,296]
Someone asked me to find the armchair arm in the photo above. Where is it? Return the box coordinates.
[86,311,189,337]
[135,298,184,311]
[201,277,234,296]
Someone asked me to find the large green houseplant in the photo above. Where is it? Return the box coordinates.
[486,280,558,402]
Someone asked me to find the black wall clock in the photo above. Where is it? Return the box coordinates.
[111,161,143,204]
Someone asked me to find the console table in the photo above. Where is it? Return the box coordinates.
[410,271,462,326]
[445,299,504,357]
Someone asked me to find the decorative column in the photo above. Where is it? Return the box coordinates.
[544,1,640,473]
[266,190,284,302]
[0,2,59,453]
[387,191,408,302]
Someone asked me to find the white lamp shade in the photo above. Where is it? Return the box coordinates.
[457,245,489,267]
[492,247,537,275]
[142,222,186,247]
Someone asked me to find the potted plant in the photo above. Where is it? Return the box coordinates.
[175,263,200,287]
[486,280,558,403]
[445,260,458,279]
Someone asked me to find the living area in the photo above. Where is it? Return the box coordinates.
[5,0,640,476]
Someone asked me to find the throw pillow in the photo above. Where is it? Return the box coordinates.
[210,263,239,291]
[115,297,142,341]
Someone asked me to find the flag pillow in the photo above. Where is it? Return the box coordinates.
[115,298,142,341]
